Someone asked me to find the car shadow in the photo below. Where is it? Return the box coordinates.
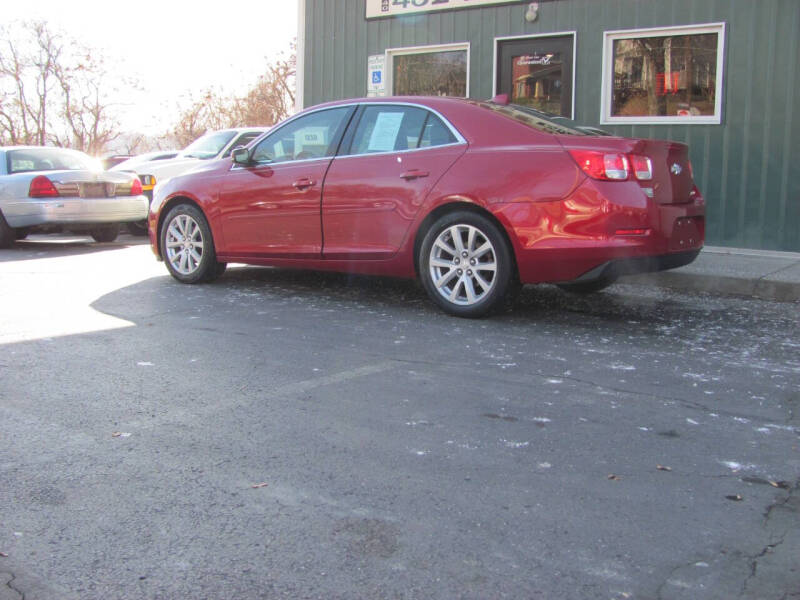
[221,265,694,325]
[90,262,709,334]
[0,234,149,263]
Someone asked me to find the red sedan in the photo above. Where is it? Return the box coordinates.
[148,96,704,317]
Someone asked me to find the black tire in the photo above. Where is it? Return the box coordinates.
[213,262,228,278]
[126,220,148,236]
[0,212,15,248]
[90,224,119,243]
[160,203,224,284]
[418,210,515,318]
[557,275,618,294]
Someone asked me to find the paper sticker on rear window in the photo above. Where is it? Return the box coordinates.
[367,112,404,152]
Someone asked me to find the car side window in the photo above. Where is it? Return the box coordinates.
[222,131,263,158]
[419,114,457,148]
[250,108,351,164]
[349,106,430,155]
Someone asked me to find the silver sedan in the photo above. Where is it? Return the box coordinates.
[0,146,148,247]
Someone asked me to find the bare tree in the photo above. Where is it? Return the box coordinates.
[173,47,296,146]
[51,53,122,154]
[0,21,58,145]
[0,20,123,153]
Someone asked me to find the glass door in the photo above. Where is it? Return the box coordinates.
[496,35,574,118]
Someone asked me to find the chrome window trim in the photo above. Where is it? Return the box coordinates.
[333,141,466,161]
[237,101,467,168]
[230,155,333,170]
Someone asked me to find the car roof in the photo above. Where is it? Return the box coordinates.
[308,95,472,110]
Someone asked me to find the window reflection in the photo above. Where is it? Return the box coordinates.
[393,50,467,97]
[612,33,718,117]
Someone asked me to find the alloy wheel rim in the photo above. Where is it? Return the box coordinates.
[429,224,497,306]
[165,214,204,275]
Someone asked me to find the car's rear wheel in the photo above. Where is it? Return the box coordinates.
[419,211,515,318]
[0,212,15,248]
[90,224,119,243]
[161,204,224,284]
[557,275,618,294]
[126,220,148,236]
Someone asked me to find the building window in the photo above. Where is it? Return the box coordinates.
[601,23,725,125]
[387,44,469,97]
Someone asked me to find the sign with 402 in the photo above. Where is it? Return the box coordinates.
[366,0,522,19]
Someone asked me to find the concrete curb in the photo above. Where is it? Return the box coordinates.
[624,271,800,302]
[624,246,800,302]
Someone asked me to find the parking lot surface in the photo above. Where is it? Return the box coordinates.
[1,236,798,599]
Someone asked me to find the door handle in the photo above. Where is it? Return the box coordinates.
[399,170,429,180]
[292,178,315,190]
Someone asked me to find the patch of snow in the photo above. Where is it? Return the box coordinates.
[502,440,530,449]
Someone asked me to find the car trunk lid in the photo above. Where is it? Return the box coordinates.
[557,135,694,204]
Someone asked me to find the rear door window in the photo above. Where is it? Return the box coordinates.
[347,105,458,155]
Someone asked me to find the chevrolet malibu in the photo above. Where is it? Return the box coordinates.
[148,96,705,317]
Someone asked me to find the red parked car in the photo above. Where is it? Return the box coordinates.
[148,96,704,317]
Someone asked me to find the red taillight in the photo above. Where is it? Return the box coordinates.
[130,178,143,195]
[630,155,653,181]
[569,150,629,181]
[29,175,60,198]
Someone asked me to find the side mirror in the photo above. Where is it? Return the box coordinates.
[232,146,251,165]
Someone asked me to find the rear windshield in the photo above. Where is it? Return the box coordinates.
[7,148,97,174]
[470,101,610,137]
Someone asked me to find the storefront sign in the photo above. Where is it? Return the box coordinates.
[367,54,386,97]
[366,0,521,20]
[516,54,555,66]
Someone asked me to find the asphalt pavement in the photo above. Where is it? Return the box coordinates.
[0,236,798,600]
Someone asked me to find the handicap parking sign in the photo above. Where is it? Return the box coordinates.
[372,71,382,84]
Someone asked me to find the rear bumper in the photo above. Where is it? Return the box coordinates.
[495,178,705,284]
[569,248,701,283]
[2,196,149,228]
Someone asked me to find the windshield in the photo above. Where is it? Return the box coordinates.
[7,148,98,174]
[471,101,611,137]
[182,131,237,159]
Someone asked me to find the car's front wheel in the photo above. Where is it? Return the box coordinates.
[160,204,225,284]
[419,211,516,318]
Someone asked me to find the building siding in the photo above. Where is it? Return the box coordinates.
[303,0,800,252]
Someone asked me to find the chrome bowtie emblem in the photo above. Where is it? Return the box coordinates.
[671,163,682,175]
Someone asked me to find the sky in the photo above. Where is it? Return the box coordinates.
[1,0,298,137]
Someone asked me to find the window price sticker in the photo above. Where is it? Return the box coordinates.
[366,0,520,19]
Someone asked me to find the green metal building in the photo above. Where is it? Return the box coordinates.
[298,0,799,252]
